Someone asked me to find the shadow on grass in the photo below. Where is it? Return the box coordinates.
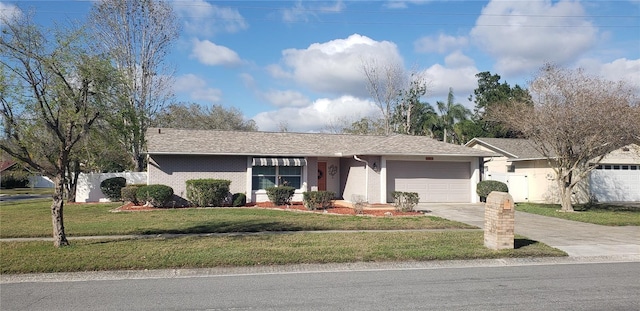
[575,202,640,212]
[514,238,538,249]
[136,220,307,235]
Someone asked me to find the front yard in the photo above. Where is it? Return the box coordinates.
[0,199,566,274]
[516,202,640,226]
[0,199,473,238]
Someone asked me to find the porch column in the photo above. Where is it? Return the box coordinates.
[470,157,480,203]
[380,157,387,203]
[246,157,253,203]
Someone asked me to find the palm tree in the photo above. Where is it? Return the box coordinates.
[436,88,471,144]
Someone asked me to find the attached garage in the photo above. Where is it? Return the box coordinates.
[386,161,471,203]
[590,164,640,202]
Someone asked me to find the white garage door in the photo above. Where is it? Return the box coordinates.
[387,161,470,203]
[590,164,640,202]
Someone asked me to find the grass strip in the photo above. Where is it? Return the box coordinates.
[0,232,566,274]
[0,188,54,195]
[0,200,474,238]
[516,203,640,226]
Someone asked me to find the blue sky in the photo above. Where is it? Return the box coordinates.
[2,0,639,132]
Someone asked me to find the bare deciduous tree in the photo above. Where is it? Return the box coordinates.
[90,0,179,172]
[361,59,406,136]
[152,103,258,131]
[491,64,640,212]
[1,14,116,247]
[393,73,430,135]
[342,117,386,135]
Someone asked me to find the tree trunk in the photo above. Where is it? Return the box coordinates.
[557,173,575,212]
[52,175,69,247]
[134,153,145,172]
[65,160,80,203]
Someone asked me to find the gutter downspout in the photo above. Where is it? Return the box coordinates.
[353,155,368,202]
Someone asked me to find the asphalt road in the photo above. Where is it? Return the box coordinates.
[2,262,638,311]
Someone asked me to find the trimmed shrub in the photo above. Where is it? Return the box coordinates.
[100,177,127,201]
[232,193,247,207]
[136,184,173,207]
[391,191,420,212]
[185,179,231,207]
[0,171,29,189]
[302,191,336,210]
[265,186,295,206]
[121,184,145,205]
[476,180,509,202]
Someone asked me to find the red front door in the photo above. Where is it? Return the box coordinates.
[318,162,327,191]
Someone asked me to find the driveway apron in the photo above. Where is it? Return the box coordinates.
[417,203,640,258]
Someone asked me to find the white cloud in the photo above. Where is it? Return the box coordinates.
[191,88,223,103]
[421,53,479,107]
[281,1,345,23]
[577,58,640,91]
[266,64,293,80]
[384,0,432,9]
[273,34,404,97]
[0,2,21,23]
[172,0,248,36]
[471,0,598,75]
[174,74,222,103]
[414,34,468,54]
[253,95,378,132]
[239,73,256,89]
[262,90,311,108]
[191,39,242,66]
[444,51,475,68]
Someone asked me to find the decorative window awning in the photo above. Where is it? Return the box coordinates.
[252,157,307,166]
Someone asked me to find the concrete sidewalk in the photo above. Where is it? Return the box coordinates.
[417,203,640,259]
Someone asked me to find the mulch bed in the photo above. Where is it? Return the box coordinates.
[113,202,423,217]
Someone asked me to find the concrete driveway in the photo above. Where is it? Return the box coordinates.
[417,203,640,259]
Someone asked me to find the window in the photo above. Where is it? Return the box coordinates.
[506,164,515,173]
[252,166,302,190]
[252,166,276,190]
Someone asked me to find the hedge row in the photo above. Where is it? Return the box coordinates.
[302,191,335,210]
[186,179,231,207]
[391,191,420,212]
[265,186,295,206]
[476,180,509,202]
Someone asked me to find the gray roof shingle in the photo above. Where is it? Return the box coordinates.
[146,128,497,157]
[466,138,545,160]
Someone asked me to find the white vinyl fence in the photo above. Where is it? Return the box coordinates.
[486,173,529,202]
[28,175,54,188]
[75,172,147,203]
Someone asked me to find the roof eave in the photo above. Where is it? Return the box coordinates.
[146,151,342,157]
[508,157,552,162]
[466,138,519,158]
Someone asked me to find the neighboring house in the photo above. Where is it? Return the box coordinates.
[146,128,497,205]
[0,160,54,189]
[0,160,17,173]
[466,138,640,203]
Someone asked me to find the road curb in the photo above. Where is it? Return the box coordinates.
[2,255,638,284]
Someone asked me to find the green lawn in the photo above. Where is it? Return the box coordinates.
[0,199,474,238]
[0,199,567,274]
[516,202,640,226]
[0,232,565,274]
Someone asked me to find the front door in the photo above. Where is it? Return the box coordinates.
[318,162,327,191]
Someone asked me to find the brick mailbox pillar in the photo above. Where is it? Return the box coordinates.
[484,191,515,250]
